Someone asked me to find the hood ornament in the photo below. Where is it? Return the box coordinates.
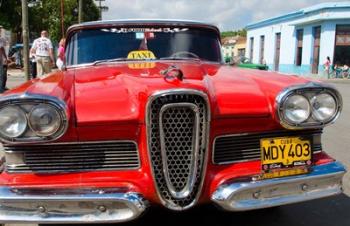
[161,65,184,81]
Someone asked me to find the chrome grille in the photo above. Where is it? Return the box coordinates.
[4,141,140,173]
[213,130,322,165]
[147,90,209,210]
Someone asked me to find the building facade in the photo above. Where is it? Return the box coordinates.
[221,36,246,63]
[232,36,246,58]
[246,2,350,77]
[221,37,236,62]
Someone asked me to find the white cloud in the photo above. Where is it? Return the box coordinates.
[101,0,349,31]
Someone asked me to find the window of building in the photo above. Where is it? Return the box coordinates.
[238,48,245,57]
[259,36,265,64]
[249,37,254,61]
[295,29,303,66]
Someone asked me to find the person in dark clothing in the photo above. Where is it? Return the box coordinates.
[30,53,37,79]
[0,37,8,93]
[2,64,7,91]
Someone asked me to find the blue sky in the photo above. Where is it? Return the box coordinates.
[102,0,349,31]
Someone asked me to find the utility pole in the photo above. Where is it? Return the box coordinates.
[78,0,83,23]
[95,0,108,20]
[61,0,65,37]
[21,0,30,81]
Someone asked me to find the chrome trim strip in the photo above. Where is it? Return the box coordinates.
[275,82,343,130]
[0,93,69,144]
[146,89,211,210]
[67,19,220,38]
[211,161,346,211]
[4,140,141,173]
[159,103,200,199]
[0,187,148,223]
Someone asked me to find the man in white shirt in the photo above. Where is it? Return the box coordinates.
[30,30,54,77]
[0,37,8,93]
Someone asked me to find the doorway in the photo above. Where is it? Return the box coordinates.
[274,33,281,71]
[333,25,350,66]
[312,26,321,74]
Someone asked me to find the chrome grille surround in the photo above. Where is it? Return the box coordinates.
[213,129,323,165]
[146,89,210,210]
[4,141,140,173]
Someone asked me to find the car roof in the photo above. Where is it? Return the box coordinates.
[66,19,220,36]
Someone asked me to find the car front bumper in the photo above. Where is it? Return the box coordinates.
[211,161,346,211]
[0,187,148,224]
[0,162,345,223]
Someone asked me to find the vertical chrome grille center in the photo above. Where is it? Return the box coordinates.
[147,90,209,210]
[159,103,200,199]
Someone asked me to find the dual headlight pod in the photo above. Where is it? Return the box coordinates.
[277,83,342,129]
[0,96,68,143]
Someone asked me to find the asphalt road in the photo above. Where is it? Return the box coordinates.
[2,75,350,226]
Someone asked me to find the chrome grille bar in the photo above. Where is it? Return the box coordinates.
[213,130,322,165]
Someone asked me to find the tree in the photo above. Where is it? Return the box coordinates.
[0,0,99,44]
[221,29,247,38]
[0,0,22,40]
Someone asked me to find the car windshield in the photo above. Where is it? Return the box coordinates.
[66,27,222,65]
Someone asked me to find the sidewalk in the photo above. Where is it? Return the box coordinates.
[6,69,27,90]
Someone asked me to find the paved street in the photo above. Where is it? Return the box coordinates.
[2,72,350,226]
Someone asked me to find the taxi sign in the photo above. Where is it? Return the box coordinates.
[127,50,156,60]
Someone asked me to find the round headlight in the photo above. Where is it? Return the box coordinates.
[283,94,311,124]
[29,104,61,136]
[311,93,337,122]
[0,106,27,138]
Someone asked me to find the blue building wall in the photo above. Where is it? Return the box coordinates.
[246,3,350,77]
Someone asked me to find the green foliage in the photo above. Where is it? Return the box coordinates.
[0,0,22,34]
[221,29,247,38]
[0,0,99,44]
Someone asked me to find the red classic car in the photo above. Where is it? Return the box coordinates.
[0,20,346,224]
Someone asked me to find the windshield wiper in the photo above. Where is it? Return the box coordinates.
[92,58,143,66]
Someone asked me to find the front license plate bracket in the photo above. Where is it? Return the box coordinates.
[260,136,312,178]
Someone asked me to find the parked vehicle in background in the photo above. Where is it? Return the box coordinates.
[235,56,269,70]
[0,20,345,224]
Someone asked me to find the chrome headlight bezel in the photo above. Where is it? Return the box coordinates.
[0,105,28,139]
[282,94,311,124]
[0,94,69,143]
[276,82,342,129]
[310,93,337,122]
[28,103,64,137]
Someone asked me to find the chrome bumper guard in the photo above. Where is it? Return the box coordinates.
[0,187,148,223]
[211,161,346,211]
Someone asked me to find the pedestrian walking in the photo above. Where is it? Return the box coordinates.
[30,30,54,77]
[56,38,65,70]
[323,56,331,78]
[0,36,8,93]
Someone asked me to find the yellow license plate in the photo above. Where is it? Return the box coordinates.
[260,137,312,176]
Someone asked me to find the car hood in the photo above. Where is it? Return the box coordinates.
[72,61,310,126]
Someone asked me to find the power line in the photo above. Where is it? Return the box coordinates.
[94,0,108,20]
